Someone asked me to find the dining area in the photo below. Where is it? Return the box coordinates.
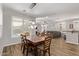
[2,3,79,56]
[20,31,52,56]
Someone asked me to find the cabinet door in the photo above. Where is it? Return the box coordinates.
[66,32,78,44]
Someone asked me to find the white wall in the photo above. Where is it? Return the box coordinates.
[43,18,56,31]
[0,4,2,38]
[0,4,3,52]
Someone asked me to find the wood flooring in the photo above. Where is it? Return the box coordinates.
[2,37,79,56]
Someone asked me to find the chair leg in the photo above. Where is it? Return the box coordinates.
[26,47,28,56]
[43,51,46,56]
[48,50,50,56]
[21,44,23,50]
[39,50,42,56]
[23,45,25,55]
[33,46,38,56]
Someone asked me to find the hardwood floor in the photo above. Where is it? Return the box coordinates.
[2,37,79,56]
[51,38,79,56]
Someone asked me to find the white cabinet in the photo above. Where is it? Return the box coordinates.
[66,32,79,44]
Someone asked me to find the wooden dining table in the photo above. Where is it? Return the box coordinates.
[26,35,46,55]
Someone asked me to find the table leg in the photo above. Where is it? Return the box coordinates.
[33,46,38,56]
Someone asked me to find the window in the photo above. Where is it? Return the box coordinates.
[12,21,23,27]
[12,17,23,37]
[11,17,31,38]
[23,20,32,31]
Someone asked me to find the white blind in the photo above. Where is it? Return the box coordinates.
[12,17,23,37]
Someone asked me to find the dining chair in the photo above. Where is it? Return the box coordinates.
[37,36,52,56]
[20,32,35,56]
[39,32,46,36]
[23,38,32,56]
[20,33,27,55]
[20,32,30,49]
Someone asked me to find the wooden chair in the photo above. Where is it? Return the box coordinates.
[23,38,32,56]
[20,32,35,56]
[39,32,46,36]
[20,33,27,55]
[20,32,30,49]
[20,32,31,55]
[37,36,52,56]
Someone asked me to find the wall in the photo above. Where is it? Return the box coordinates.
[0,4,2,38]
[46,19,56,31]
[0,4,3,52]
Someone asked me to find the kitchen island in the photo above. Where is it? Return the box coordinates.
[63,30,79,44]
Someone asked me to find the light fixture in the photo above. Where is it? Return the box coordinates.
[30,25,33,29]
[32,22,35,24]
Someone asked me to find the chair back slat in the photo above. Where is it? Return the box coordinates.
[44,36,52,50]
[20,33,28,44]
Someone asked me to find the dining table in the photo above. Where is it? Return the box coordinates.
[26,35,46,56]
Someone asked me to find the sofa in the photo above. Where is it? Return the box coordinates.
[47,31,61,38]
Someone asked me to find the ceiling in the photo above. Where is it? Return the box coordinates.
[2,3,79,21]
